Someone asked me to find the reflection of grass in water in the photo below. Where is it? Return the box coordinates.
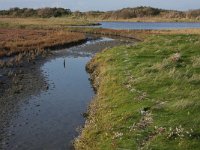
[75,34,200,149]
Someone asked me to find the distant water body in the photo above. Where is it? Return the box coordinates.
[100,22,200,30]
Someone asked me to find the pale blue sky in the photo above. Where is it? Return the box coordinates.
[0,0,200,11]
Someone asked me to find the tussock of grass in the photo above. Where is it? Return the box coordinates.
[191,56,200,68]
[75,34,200,149]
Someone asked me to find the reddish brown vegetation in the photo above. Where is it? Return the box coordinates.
[66,27,145,41]
[67,27,200,42]
[0,29,85,57]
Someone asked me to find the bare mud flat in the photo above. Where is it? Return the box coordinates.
[0,37,130,150]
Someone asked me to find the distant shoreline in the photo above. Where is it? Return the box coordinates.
[0,6,200,22]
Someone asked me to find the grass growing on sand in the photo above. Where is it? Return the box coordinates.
[75,34,200,149]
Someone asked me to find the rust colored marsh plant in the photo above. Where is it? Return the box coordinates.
[0,29,85,57]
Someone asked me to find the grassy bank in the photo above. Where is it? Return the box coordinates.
[0,28,85,67]
[66,27,144,41]
[66,27,200,41]
[0,17,98,29]
[0,29,85,57]
[1,17,200,41]
[0,17,144,41]
[91,17,200,23]
[75,34,200,149]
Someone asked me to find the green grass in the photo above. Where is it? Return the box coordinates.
[75,34,200,149]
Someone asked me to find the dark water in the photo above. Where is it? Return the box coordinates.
[100,22,200,30]
[2,38,124,150]
[6,57,93,150]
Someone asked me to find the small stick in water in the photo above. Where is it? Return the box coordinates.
[64,59,65,68]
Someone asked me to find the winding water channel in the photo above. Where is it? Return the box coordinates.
[1,21,199,150]
[1,37,125,150]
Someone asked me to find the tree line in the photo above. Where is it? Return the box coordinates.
[0,7,200,20]
[0,7,71,18]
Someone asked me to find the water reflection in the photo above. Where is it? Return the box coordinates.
[63,59,66,68]
[3,37,123,150]
[6,56,93,150]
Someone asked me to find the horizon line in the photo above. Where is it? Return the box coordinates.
[0,6,199,12]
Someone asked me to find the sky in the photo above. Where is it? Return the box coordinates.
[0,0,200,11]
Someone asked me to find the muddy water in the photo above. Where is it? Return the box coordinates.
[2,38,125,150]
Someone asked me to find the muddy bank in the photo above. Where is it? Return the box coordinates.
[0,57,48,148]
[0,37,132,149]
